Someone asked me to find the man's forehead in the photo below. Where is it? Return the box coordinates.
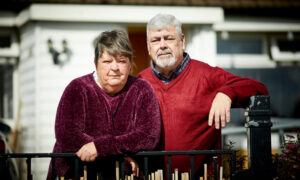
[149,26,178,36]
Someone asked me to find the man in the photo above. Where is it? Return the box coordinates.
[138,13,268,175]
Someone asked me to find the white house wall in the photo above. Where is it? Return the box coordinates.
[19,23,37,179]
[185,25,217,66]
[19,21,124,179]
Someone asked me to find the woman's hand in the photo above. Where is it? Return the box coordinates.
[124,156,139,177]
[76,142,98,162]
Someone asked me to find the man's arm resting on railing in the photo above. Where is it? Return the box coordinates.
[207,67,269,129]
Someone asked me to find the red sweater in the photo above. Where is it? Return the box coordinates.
[138,59,268,173]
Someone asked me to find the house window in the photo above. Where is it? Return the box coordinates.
[0,64,13,119]
[216,32,275,68]
[0,30,18,121]
[271,33,300,62]
[277,39,300,52]
[217,38,263,54]
[0,35,11,48]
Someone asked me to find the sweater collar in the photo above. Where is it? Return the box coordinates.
[151,52,190,84]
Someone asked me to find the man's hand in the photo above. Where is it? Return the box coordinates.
[124,156,139,177]
[76,142,98,162]
[208,92,232,129]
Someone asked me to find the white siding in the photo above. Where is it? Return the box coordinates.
[19,23,37,179]
[18,21,124,179]
[185,25,217,66]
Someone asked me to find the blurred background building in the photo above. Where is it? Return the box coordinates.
[0,0,300,179]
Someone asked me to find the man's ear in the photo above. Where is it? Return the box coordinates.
[147,40,151,55]
[181,34,186,50]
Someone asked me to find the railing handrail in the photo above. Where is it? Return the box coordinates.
[0,149,236,158]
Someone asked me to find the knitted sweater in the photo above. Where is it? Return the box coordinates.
[138,59,268,173]
[48,73,161,179]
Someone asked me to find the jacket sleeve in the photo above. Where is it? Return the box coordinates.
[208,66,269,107]
[93,81,162,157]
[55,80,94,152]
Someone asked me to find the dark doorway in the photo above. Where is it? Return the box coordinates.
[128,26,150,76]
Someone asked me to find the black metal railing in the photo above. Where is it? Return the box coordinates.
[0,150,236,180]
[0,95,272,180]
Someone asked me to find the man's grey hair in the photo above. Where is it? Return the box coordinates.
[147,13,182,39]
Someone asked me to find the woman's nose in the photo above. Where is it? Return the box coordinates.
[110,62,119,70]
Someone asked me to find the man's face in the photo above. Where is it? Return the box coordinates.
[147,25,185,70]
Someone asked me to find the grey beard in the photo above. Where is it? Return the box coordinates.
[155,56,176,68]
[155,50,176,68]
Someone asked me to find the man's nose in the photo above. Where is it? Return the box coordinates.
[159,39,167,49]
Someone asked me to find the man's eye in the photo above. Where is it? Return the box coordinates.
[166,37,175,40]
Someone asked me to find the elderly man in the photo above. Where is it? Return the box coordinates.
[138,14,269,176]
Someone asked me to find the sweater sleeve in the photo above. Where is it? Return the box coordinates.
[55,80,94,152]
[93,81,162,157]
[208,66,269,107]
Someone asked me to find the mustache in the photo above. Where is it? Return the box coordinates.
[156,50,173,57]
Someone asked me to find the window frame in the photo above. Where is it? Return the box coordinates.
[0,28,19,124]
[270,33,300,62]
[216,32,276,68]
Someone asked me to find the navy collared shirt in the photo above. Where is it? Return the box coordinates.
[151,52,191,84]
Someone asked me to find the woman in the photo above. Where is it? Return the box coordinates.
[47,30,161,179]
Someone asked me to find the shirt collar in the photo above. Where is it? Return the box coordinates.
[151,52,190,84]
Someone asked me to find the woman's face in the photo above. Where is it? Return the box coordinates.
[96,50,131,95]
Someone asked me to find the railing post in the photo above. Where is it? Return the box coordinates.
[0,157,8,179]
[233,95,272,180]
[144,157,149,180]
[167,155,172,180]
[51,157,55,179]
[230,151,236,180]
[190,155,195,180]
[121,158,125,180]
[213,156,218,180]
[74,158,79,180]
[26,158,32,180]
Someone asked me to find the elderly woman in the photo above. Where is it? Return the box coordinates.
[47,30,161,179]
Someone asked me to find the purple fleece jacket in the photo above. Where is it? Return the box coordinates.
[48,73,161,178]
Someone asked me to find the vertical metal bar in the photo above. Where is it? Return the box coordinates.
[168,155,172,180]
[26,158,32,180]
[121,158,125,180]
[51,157,55,179]
[213,156,218,180]
[190,155,195,180]
[98,171,102,180]
[231,151,236,180]
[278,129,284,155]
[74,158,79,180]
[144,157,149,180]
[0,157,8,180]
